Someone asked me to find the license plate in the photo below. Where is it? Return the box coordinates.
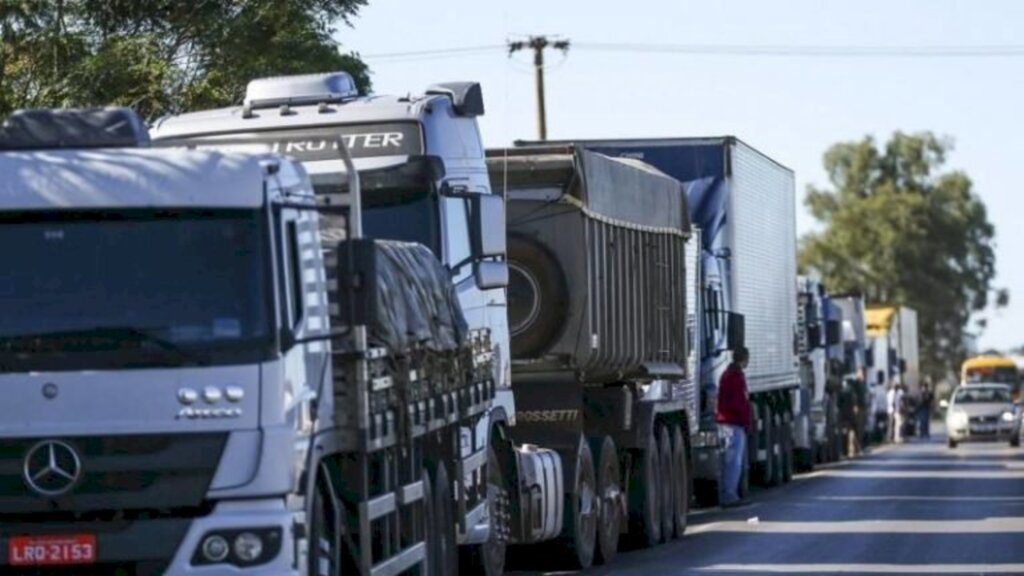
[8,535,96,566]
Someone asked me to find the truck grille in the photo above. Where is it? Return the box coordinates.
[0,433,227,517]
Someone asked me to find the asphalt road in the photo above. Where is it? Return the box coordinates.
[510,425,1024,575]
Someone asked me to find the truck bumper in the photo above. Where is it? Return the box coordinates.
[166,499,301,575]
[1,499,301,576]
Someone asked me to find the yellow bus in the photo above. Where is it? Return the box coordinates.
[961,355,1021,399]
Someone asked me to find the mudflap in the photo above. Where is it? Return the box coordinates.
[691,444,721,507]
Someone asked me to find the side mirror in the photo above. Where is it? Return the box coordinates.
[939,399,949,410]
[474,261,508,290]
[471,194,506,258]
[825,320,842,346]
[727,313,745,351]
[807,324,822,349]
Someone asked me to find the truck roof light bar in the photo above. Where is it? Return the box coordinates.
[244,72,359,111]
[0,107,150,151]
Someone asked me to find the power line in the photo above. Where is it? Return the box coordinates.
[360,42,1024,61]
[362,45,504,60]
[573,42,1024,57]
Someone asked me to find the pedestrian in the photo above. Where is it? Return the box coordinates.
[918,383,934,439]
[717,346,752,507]
[886,382,905,443]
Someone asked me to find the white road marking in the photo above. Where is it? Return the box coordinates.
[815,495,1024,502]
[697,563,1024,573]
[804,469,1024,479]
[689,517,1024,534]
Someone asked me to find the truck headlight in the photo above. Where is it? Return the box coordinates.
[201,535,230,563]
[1002,411,1015,422]
[233,532,264,563]
[192,528,281,567]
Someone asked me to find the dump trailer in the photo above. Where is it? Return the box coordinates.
[488,145,699,568]
[0,105,495,576]
[519,137,800,499]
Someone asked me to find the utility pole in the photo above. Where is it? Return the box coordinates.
[508,36,570,141]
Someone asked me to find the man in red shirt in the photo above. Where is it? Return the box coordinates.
[717,346,752,506]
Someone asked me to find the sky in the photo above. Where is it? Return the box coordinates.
[336,0,1024,352]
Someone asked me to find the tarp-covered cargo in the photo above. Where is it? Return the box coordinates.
[329,238,468,353]
[487,145,690,384]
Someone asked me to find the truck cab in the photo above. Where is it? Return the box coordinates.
[0,108,323,574]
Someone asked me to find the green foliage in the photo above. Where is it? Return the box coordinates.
[0,0,370,120]
[800,132,1005,381]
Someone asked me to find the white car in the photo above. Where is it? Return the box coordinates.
[944,384,1019,448]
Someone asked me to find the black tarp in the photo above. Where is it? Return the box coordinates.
[331,238,467,354]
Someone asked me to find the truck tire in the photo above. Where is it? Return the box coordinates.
[432,463,458,576]
[658,426,674,542]
[628,433,662,547]
[1011,434,1020,448]
[947,438,958,449]
[310,479,339,576]
[670,425,690,538]
[781,417,794,483]
[589,436,621,565]
[769,413,784,487]
[461,448,507,576]
[507,235,568,358]
[560,437,598,569]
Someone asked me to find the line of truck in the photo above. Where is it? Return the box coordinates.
[0,71,919,575]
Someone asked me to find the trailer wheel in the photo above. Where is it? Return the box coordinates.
[769,412,784,487]
[309,478,339,576]
[670,425,690,538]
[589,436,621,565]
[781,417,794,483]
[432,463,458,576]
[628,433,661,547]
[461,448,508,576]
[560,437,597,569]
[657,426,674,541]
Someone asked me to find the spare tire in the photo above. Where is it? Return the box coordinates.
[507,234,568,358]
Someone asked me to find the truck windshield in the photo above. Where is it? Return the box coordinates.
[0,209,272,371]
[312,181,439,255]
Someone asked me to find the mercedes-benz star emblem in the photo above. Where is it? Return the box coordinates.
[23,440,82,497]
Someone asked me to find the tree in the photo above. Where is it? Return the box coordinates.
[800,132,1007,382]
[0,0,370,120]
